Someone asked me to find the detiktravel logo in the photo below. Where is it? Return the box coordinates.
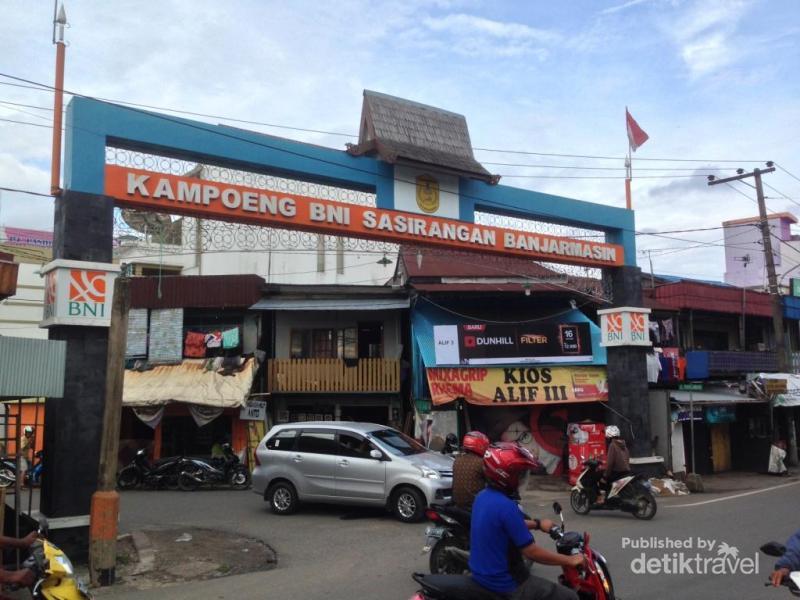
[67,269,107,318]
[624,536,759,576]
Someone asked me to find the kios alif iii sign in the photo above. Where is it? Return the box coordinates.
[104,166,624,268]
[40,260,120,327]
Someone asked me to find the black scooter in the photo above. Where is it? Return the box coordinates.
[117,449,185,490]
[570,459,657,520]
[178,443,251,491]
[761,540,800,596]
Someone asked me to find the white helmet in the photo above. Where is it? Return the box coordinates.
[24,426,34,435]
[605,425,621,439]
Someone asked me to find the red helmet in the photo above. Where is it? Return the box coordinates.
[482,442,540,495]
[462,431,490,456]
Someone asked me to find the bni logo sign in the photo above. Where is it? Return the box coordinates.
[68,270,107,318]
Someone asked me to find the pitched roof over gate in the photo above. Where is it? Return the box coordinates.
[347,90,496,183]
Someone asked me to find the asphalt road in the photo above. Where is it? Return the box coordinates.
[95,478,800,600]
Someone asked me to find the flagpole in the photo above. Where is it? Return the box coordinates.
[625,105,632,210]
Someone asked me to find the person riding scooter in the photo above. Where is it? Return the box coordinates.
[469,442,582,600]
[771,528,800,587]
[452,431,490,510]
[597,425,630,504]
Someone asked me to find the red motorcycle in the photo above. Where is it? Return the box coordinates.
[409,501,615,600]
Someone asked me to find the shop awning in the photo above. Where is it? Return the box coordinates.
[752,373,800,407]
[250,297,409,311]
[123,358,257,408]
[669,387,765,405]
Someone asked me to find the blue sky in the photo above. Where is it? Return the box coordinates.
[1,0,799,279]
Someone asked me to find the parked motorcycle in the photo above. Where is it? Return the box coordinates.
[178,443,251,491]
[410,502,615,600]
[12,517,92,599]
[761,540,800,596]
[116,449,184,490]
[570,459,657,520]
[0,457,16,487]
[24,450,44,487]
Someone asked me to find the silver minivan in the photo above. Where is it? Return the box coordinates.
[252,422,454,522]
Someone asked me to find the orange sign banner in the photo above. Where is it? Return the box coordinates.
[426,366,608,406]
[104,166,624,267]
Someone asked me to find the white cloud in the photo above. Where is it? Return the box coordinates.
[600,0,652,15]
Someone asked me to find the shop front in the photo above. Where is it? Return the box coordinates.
[412,298,609,476]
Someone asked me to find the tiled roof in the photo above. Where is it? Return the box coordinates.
[347,91,495,182]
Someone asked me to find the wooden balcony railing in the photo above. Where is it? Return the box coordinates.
[267,358,400,393]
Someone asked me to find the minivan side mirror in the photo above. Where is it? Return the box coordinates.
[370,449,383,460]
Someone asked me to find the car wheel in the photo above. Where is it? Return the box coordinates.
[116,467,140,490]
[267,481,298,515]
[392,486,425,523]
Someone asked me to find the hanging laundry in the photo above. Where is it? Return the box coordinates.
[205,330,222,348]
[184,331,206,358]
[648,321,661,344]
[646,353,662,383]
[662,319,675,344]
[222,327,240,349]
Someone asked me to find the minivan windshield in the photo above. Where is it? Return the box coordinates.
[369,429,427,456]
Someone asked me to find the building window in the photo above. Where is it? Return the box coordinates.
[290,327,358,359]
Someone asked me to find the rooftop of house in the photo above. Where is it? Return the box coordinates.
[346,90,496,183]
[722,212,798,227]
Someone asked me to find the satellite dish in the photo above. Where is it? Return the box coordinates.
[121,210,182,245]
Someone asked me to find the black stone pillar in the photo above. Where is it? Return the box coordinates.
[604,265,652,457]
[43,191,114,559]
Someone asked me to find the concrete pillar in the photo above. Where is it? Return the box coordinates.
[43,190,114,559]
[604,265,652,457]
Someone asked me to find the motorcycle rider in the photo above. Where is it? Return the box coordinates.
[597,425,630,504]
[469,442,582,600]
[0,531,39,597]
[771,528,800,587]
[452,431,490,510]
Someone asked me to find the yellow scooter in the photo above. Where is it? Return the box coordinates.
[15,518,91,599]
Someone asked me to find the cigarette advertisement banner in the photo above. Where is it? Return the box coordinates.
[426,366,608,406]
[433,321,592,365]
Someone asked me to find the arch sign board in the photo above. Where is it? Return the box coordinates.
[104,165,624,268]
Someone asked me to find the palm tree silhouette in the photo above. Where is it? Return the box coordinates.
[717,542,740,560]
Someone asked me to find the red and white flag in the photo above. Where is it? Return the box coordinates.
[626,109,649,152]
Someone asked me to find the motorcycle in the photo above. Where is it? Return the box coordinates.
[0,457,16,487]
[24,450,44,487]
[570,459,657,520]
[422,503,472,574]
[116,449,184,490]
[178,443,251,491]
[761,540,800,596]
[410,502,615,600]
[12,517,92,599]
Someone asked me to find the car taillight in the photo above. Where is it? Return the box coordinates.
[424,509,441,522]
[408,594,426,600]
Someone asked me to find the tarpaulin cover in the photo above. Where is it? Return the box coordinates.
[123,358,256,408]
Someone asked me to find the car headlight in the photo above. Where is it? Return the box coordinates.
[418,466,440,479]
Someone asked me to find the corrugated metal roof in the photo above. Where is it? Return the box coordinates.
[644,282,773,316]
[130,275,265,309]
[0,336,66,398]
[123,358,256,407]
[347,91,494,182]
[251,297,409,311]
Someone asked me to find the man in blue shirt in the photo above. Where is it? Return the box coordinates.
[470,443,581,599]
[772,529,800,587]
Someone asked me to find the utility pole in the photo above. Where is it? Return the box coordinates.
[50,3,67,196]
[89,276,130,586]
[709,164,799,466]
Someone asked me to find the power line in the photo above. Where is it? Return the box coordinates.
[0,117,52,130]
[776,163,800,186]
[482,161,729,172]
[0,77,771,165]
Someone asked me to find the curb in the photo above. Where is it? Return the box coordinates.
[128,531,156,575]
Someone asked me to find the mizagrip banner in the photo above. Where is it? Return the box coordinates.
[426,366,608,406]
